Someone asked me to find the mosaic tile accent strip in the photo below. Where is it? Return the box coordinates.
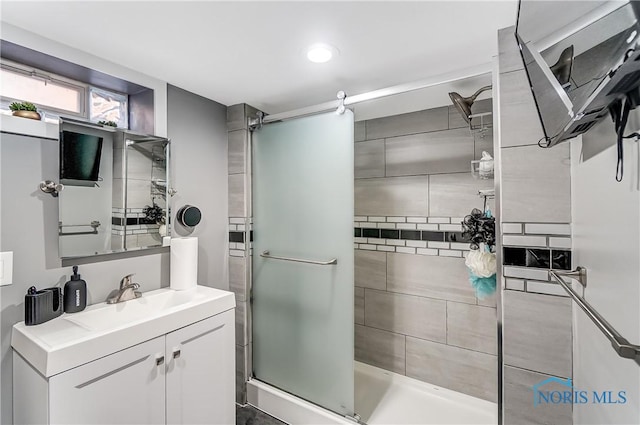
[501,222,572,279]
[111,207,163,236]
[503,247,571,270]
[503,277,569,297]
[356,227,468,243]
[228,217,252,257]
[355,216,465,231]
[354,216,478,258]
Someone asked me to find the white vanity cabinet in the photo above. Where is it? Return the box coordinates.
[47,336,167,425]
[166,313,235,424]
[12,286,236,425]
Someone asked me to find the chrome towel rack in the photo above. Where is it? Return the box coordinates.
[549,267,640,359]
[58,221,101,236]
[260,250,337,266]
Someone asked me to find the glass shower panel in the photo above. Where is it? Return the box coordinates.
[252,110,354,417]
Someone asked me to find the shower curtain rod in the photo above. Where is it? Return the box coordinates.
[250,63,491,127]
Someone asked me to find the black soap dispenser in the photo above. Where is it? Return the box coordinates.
[64,265,87,313]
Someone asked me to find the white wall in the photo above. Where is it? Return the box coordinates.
[571,111,640,425]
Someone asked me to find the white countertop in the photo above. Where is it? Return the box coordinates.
[12,286,235,377]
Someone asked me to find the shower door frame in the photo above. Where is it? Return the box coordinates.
[242,65,504,424]
[492,56,504,425]
[246,111,357,421]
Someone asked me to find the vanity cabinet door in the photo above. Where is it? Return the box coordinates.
[49,336,166,425]
[165,309,235,425]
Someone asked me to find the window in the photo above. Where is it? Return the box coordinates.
[89,87,128,128]
[1,60,129,128]
[1,64,85,116]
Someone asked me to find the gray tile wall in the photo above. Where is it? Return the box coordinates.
[364,289,447,343]
[406,336,498,402]
[355,324,406,374]
[387,254,476,304]
[497,26,573,424]
[504,366,572,425]
[226,103,259,405]
[365,107,448,139]
[355,98,494,218]
[385,128,473,176]
[429,173,494,217]
[355,250,387,290]
[501,144,571,222]
[354,101,498,402]
[355,176,430,216]
[354,139,385,178]
[447,301,498,355]
[503,291,572,378]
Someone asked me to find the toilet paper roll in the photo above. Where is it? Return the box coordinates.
[170,237,198,291]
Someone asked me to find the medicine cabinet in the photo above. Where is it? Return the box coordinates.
[58,120,171,259]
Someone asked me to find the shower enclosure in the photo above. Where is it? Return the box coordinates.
[251,111,356,418]
[244,76,500,425]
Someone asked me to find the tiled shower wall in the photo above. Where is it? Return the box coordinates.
[227,103,258,405]
[497,27,573,425]
[353,100,499,402]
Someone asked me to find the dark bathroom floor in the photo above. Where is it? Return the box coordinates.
[236,404,288,425]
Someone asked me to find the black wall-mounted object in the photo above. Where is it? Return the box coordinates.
[516,1,640,148]
[60,130,103,184]
[177,205,202,228]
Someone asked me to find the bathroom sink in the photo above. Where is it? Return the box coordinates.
[64,288,210,331]
[64,300,154,331]
[12,286,235,377]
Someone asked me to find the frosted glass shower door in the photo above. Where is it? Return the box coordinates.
[252,110,354,417]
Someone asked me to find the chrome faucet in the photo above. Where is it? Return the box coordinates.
[107,274,142,304]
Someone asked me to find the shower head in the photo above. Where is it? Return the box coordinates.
[550,45,574,87]
[448,85,492,123]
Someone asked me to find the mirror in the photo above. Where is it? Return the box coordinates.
[58,120,171,259]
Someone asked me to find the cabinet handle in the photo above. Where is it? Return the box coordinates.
[172,349,181,359]
[155,355,165,366]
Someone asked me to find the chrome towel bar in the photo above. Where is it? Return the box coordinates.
[549,268,640,359]
[260,250,337,266]
[552,267,588,287]
[58,221,101,236]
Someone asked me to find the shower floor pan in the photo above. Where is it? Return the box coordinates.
[247,361,497,425]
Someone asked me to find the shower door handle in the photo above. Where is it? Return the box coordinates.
[260,250,337,265]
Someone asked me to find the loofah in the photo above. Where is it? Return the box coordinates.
[469,272,496,299]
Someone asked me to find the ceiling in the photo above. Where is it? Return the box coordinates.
[0,1,517,115]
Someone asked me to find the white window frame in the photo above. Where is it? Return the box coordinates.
[0,59,88,119]
[1,59,130,128]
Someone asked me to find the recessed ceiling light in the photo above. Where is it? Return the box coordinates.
[306,43,337,63]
